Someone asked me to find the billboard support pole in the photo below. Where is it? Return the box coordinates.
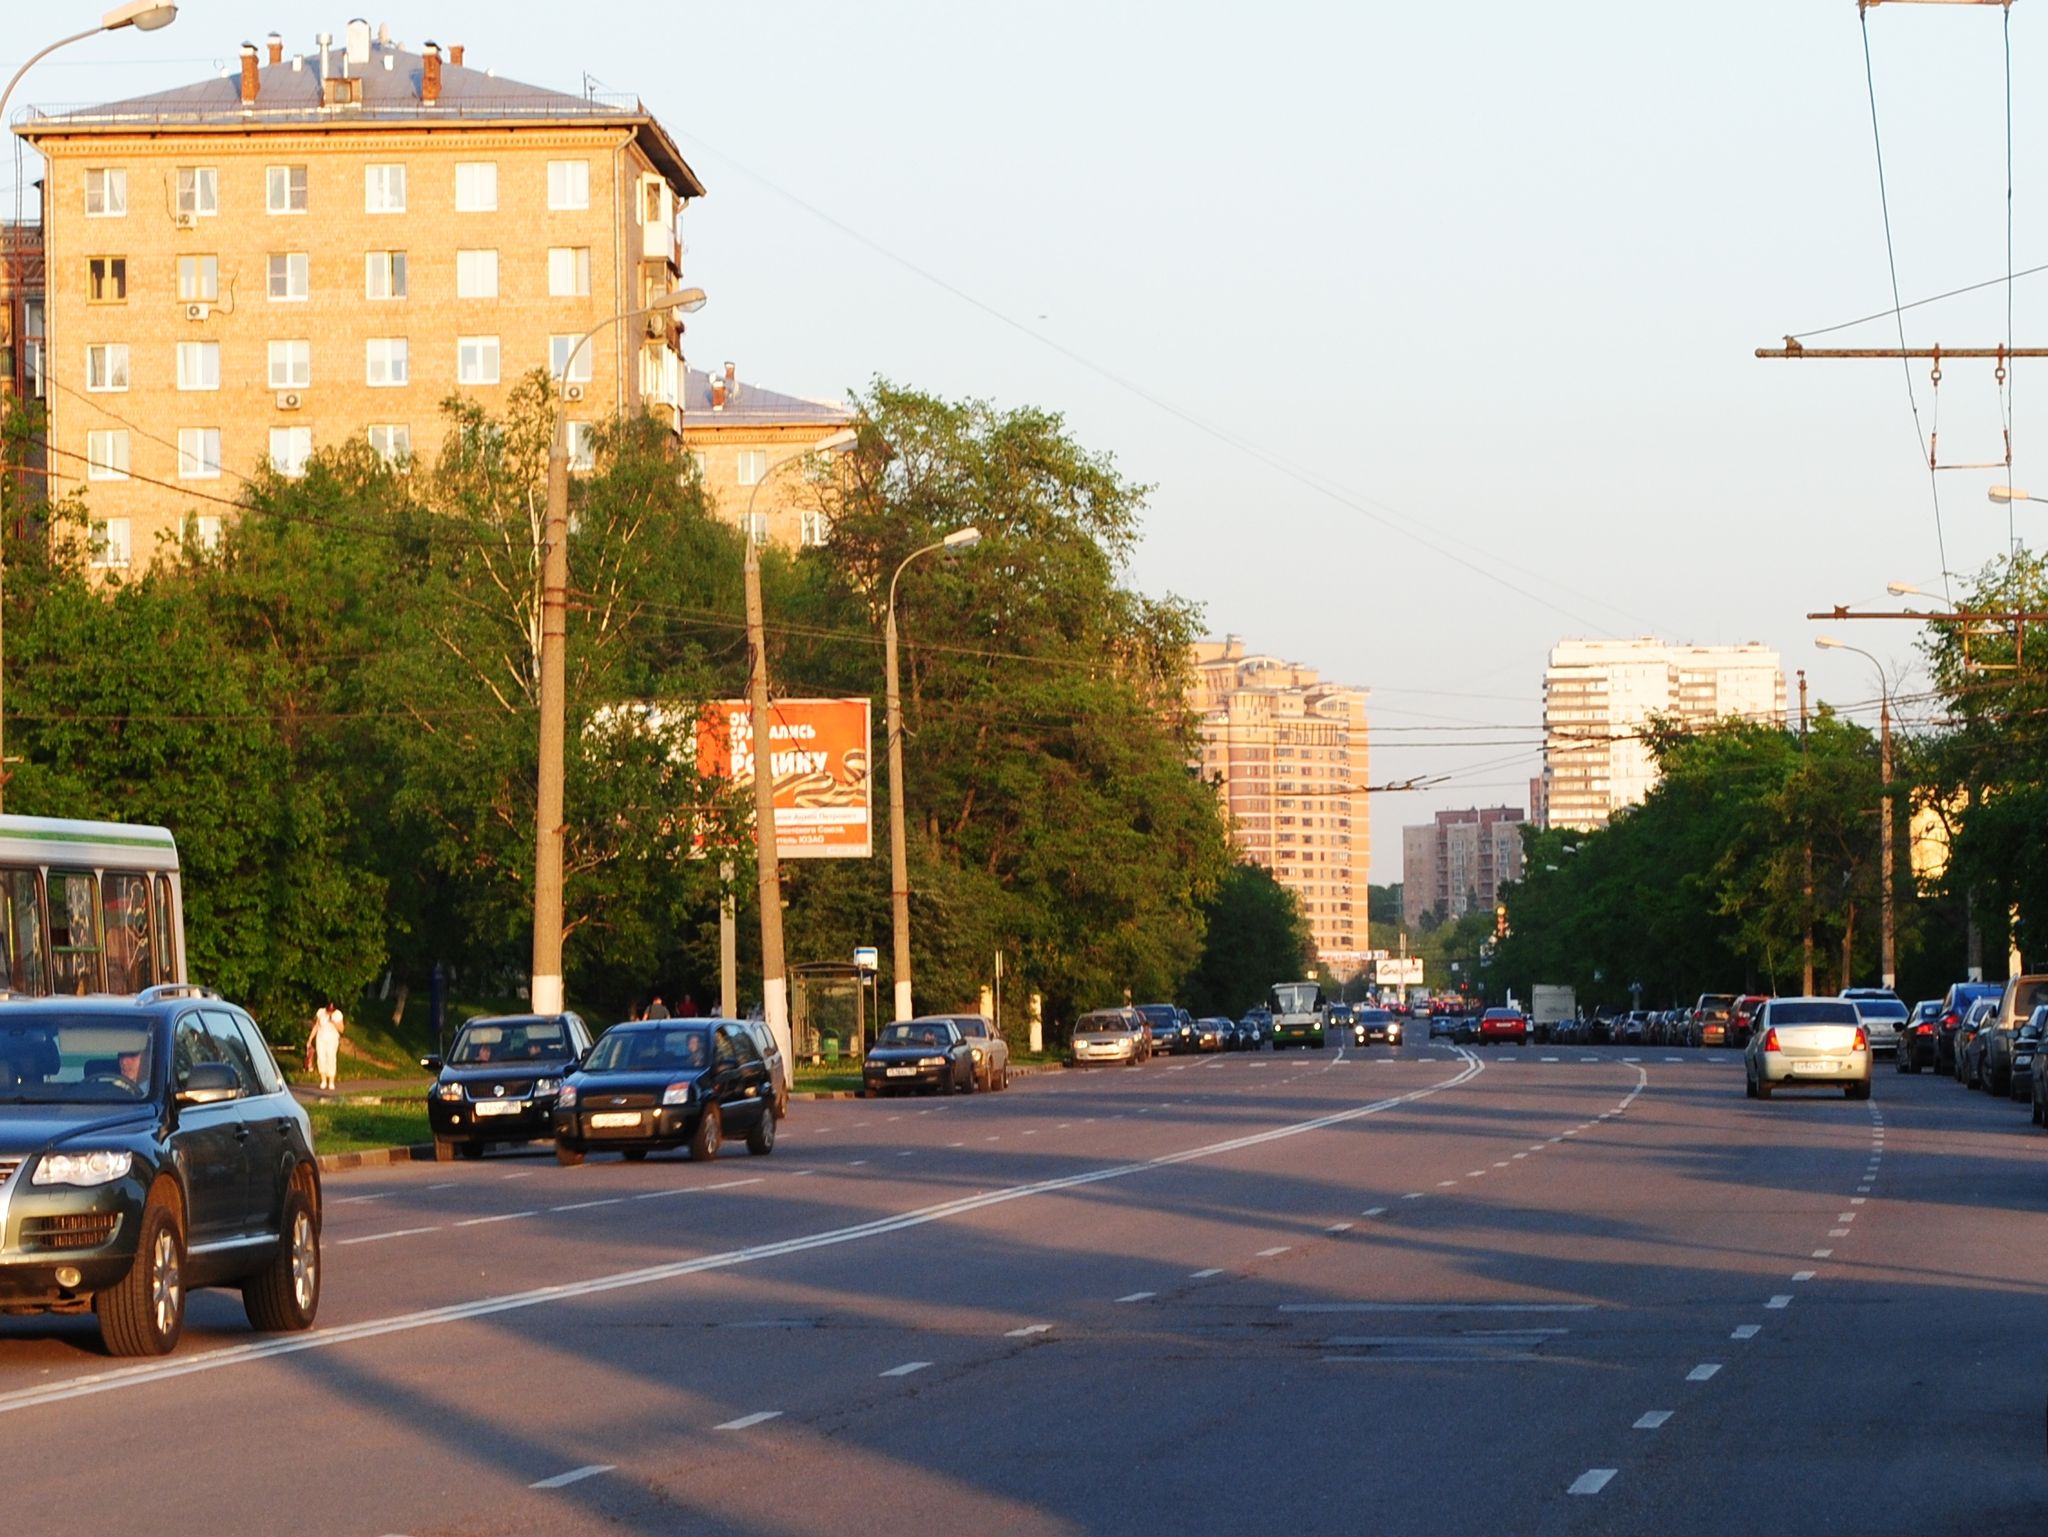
[744,539,791,1072]
[718,859,737,1019]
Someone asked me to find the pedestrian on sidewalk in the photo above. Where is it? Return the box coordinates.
[645,994,671,1020]
[312,1001,346,1092]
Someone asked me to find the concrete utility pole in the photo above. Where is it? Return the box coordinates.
[1799,669,1814,996]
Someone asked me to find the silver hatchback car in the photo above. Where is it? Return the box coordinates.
[1746,997,1872,1100]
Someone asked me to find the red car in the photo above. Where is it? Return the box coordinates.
[1478,1007,1529,1045]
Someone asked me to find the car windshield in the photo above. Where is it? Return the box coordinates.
[450,1020,571,1064]
[1360,1011,1392,1022]
[1075,1015,1129,1034]
[1850,1000,1909,1022]
[1137,1006,1176,1024]
[0,1015,155,1103]
[584,1026,711,1073]
[1768,1002,1860,1026]
[1271,982,1321,1014]
[877,1023,949,1049]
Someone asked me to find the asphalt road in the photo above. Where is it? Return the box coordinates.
[3,1041,2044,1536]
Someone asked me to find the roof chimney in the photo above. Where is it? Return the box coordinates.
[449,43,465,67]
[710,373,726,411]
[239,43,260,105]
[421,41,441,105]
[346,18,372,67]
[723,361,738,403]
[317,33,332,84]
[266,33,283,66]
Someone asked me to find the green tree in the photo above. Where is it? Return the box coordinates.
[1184,863,1313,1017]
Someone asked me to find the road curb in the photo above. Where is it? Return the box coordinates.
[317,1143,433,1173]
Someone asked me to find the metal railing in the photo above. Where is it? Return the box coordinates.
[15,91,646,128]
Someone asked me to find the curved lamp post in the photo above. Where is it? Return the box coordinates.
[1814,635,1894,990]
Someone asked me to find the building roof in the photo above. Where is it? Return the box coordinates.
[15,33,704,197]
[681,367,852,431]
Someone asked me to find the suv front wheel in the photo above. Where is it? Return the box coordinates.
[99,1189,186,1357]
[243,1188,321,1333]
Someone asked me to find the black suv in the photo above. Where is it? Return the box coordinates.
[0,986,321,1356]
[1136,1004,1192,1055]
[553,1019,777,1164]
[423,1012,594,1161]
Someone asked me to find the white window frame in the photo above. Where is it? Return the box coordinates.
[87,257,127,304]
[364,250,408,300]
[176,341,220,392]
[799,509,833,548]
[364,163,406,213]
[455,248,498,299]
[454,161,498,212]
[549,335,593,384]
[84,167,127,217]
[547,246,591,298]
[85,344,129,393]
[742,511,769,545]
[177,427,222,480]
[547,159,590,211]
[269,426,313,478]
[365,337,409,388]
[86,430,129,482]
[266,164,308,214]
[267,251,310,302]
[367,424,411,466]
[456,336,500,386]
[175,166,218,218]
[267,339,311,390]
[187,513,223,553]
[176,254,220,303]
[736,449,769,487]
[566,421,597,472]
[90,517,133,569]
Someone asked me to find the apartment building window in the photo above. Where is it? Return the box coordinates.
[176,341,220,391]
[365,337,409,387]
[175,167,218,218]
[548,335,593,384]
[87,257,127,303]
[456,336,500,385]
[86,430,129,480]
[85,344,129,392]
[736,450,768,486]
[267,252,309,301]
[367,424,411,466]
[269,426,312,477]
[177,427,221,480]
[364,163,406,213]
[547,246,591,297]
[90,517,132,569]
[364,250,408,300]
[547,159,589,210]
[742,511,768,545]
[21,299,41,398]
[266,165,307,213]
[85,168,126,216]
[455,249,498,299]
[800,509,832,548]
[454,162,497,212]
[268,339,310,390]
[566,421,596,471]
[177,254,219,302]
[687,450,708,481]
[186,514,223,552]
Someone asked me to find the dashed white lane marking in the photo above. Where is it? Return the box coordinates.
[1732,1325,1761,1340]
[895,1150,916,1157]
[1326,1223,1354,1234]
[1663,1056,1683,1063]
[1568,1469,1617,1496]
[1529,1144,1548,1152]
[1005,1324,1051,1337]
[455,1210,538,1228]
[529,1463,614,1490]
[880,1361,931,1377]
[1512,1152,1529,1160]
[1850,1197,1867,1204]
[716,1411,782,1431]
[1829,1228,1851,1237]
[1257,1246,1292,1257]
[1792,1270,1815,1282]
[550,1198,627,1213]
[336,1225,442,1247]
[946,1143,966,1149]
[1634,1411,1673,1429]
[1857,1185,1872,1193]
[849,1160,869,1167]
[1437,1180,1457,1188]
[1579,1057,1598,1063]
[1766,1295,1792,1309]
[1813,1249,1834,1258]
[501,1171,534,1180]
[1542,1057,1561,1063]
[635,1178,764,1201]
[1402,1192,1425,1200]
[332,1193,392,1205]
[1191,1268,1224,1279]
[1836,1211,1857,1222]
[1687,1364,1721,1381]
[1117,1292,1157,1304]
[1363,1207,1387,1217]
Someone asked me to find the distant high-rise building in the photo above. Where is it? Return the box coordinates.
[1191,636,1371,972]
[1401,807,1525,926]
[1542,637,1786,831]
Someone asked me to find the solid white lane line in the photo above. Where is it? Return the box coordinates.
[880,1361,931,1377]
[455,1210,538,1228]
[335,1225,443,1247]
[530,1464,614,1489]
[1732,1324,1761,1340]
[1117,1292,1157,1303]
[634,1179,765,1201]
[427,1182,458,1190]
[1766,1295,1792,1309]
[1257,1246,1292,1257]
[1005,1325,1051,1337]
[1687,1364,1721,1381]
[716,1412,782,1431]
[332,1193,393,1205]
[1568,1469,1616,1495]
[1792,1270,1815,1282]
[1280,1303,1594,1314]
[549,1198,627,1213]
[1634,1411,1672,1429]
[1190,1268,1224,1278]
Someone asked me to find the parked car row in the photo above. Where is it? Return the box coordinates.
[1924,975,2048,1130]
[1067,1005,1278,1066]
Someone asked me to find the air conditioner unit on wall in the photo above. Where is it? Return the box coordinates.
[563,383,585,403]
[184,302,209,321]
[174,212,197,230]
[276,391,302,411]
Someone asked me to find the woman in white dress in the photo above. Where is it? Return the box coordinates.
[312,1003,345,1091]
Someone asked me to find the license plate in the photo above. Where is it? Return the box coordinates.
[1792,1060,1837,1074]
[589,1111,642,1128]
[474,1099,521,1117]
[886,1066,918,1076]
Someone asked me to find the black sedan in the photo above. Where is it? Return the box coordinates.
[423,1012,594,1161]
[552,1020,777,1165]
[864,1019,977,1096]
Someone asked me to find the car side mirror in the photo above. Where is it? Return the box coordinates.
[420,1056,443,1073]
[178,1060,241,1105]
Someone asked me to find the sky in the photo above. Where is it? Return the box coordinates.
[7,1,2044,881]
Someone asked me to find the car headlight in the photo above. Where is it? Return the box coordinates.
[532,1077,562,1096]
[662,1081,694,1106]
[434,1081,464,1102]
[918,1056,948,1068]
[971,1047,984,1061]
[35,1149,133,1187]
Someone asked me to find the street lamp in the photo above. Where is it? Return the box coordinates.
[730,427,859,1067]
[885,525,981,1021]
[0,1,180,815]
[528,286,705,1017]
[1814,635,1895,990]
[1988,485,2048,505]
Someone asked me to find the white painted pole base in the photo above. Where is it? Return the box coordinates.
[531,974,564,1015]
[893,979,913,1023]
[762,976,792,1081]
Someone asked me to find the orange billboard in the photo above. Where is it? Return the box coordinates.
[696,699,873,859]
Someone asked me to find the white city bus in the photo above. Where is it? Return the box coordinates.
[0,815,186,996]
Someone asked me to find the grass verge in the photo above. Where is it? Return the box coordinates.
[306,1100,430,1156]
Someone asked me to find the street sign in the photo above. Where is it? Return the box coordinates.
[697,699,873,859]
[853,945,879,972]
